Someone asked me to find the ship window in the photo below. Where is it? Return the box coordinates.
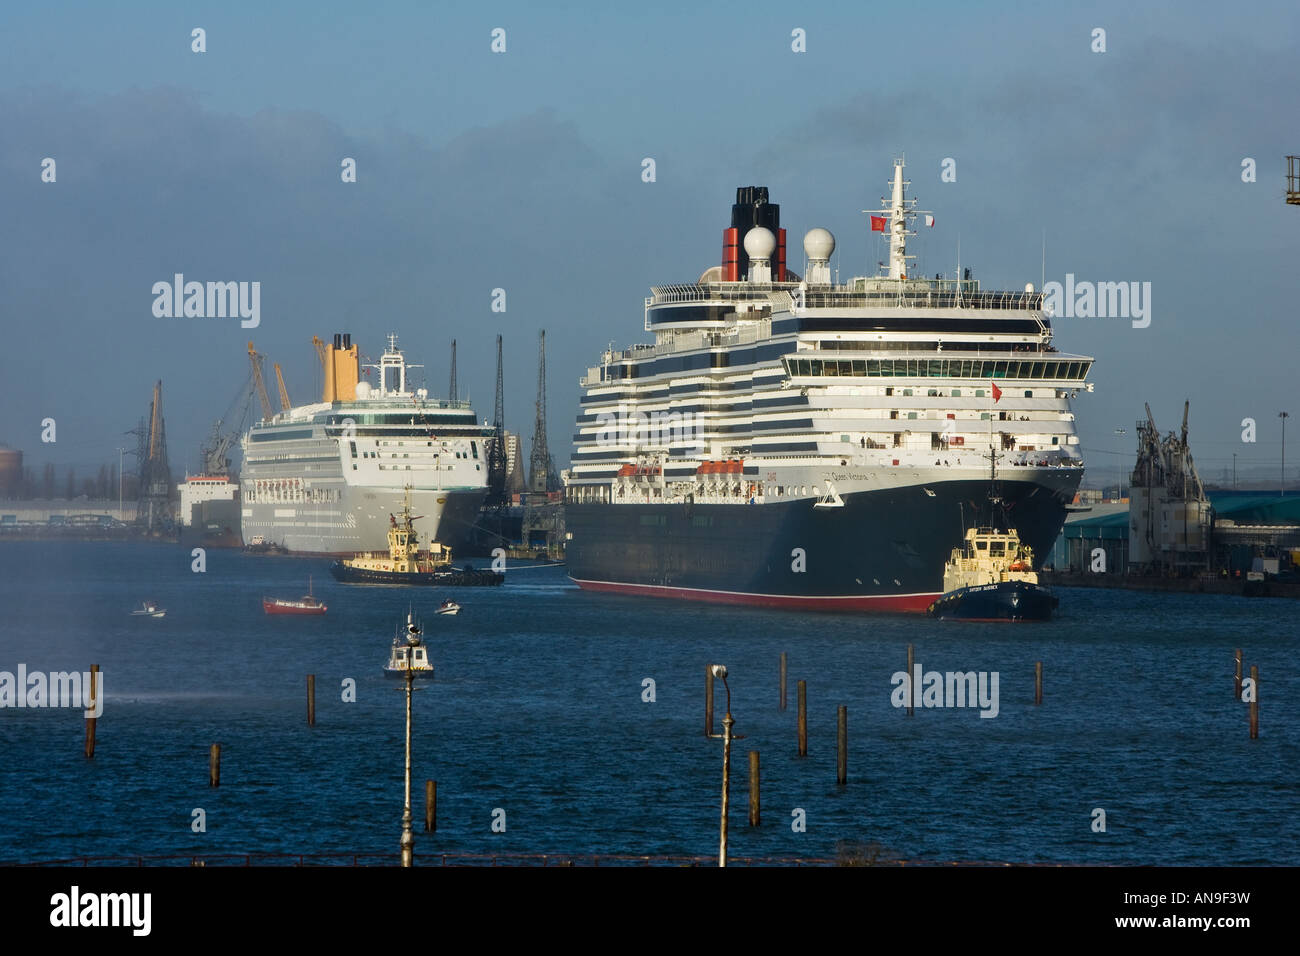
[1052,436,1059,445]
[1024,390,1033,398]
[975,389,985,398]
[350,442,357,458]
[951,389,961,397]
[907,412,918,420]
[890,411,899,419]
[903,389,913,396]
[927,389,939,397]
[471,441,478,458]
[976,541,987,550]
[885,387,893,396]
[353,464,358,471]
[980,413,990,420]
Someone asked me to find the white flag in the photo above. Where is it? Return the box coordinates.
[924,214,935,228]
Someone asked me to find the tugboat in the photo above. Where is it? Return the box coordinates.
[330,488,504,587]
[262,575,328,615]
[384,609,435,677]
[245,535,291,556]
[130,600,167,618]
[927,450,1058,621]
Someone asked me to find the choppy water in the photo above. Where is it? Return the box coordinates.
[0,541,1296,864]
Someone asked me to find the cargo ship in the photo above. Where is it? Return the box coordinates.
[561,158,1092,612]
[240,333,490,555]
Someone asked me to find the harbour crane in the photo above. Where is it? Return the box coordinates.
[247,342,275,422]
[199,370,256,477]
[274,363,292,412]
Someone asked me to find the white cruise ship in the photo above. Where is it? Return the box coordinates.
[240,333,490,555]
[562,158,1093,612]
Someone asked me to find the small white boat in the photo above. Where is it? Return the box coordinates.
[384,610,434,677]
[435,600,460,616]
[130,601,166,618]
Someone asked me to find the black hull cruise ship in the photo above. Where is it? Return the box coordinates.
[562,159,1092,612]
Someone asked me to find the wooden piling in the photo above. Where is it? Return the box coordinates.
[1234,649,1242,701]
[209,744,221,787]
[779,652,787,711]
[307,674,316,727]
[797,680,807,756]
[747,751,760,827]
[1249,665,1258,739]
[906,644,915,717]
[83,664,98,759]
[1035,661,1043,706]
[836,705,847,786]
[705,665,714,737]
[425,780,437,832]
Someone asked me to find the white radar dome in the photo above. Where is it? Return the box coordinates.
[743,226,776,260]
[803,228,835,261]
[355,381,372,399]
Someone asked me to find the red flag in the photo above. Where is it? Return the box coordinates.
[870,215,887,232]
[991,382,1003,403]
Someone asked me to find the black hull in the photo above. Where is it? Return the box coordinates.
[329,562,504,587]
[927,581,1058,621]
[565,477,1077,612]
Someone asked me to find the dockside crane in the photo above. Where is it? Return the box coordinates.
[274,363,292,412]
[248,341,275,421]
[199,369,256,477]
[484,334,508,513]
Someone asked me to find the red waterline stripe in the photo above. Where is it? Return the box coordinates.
[571,578,936,613]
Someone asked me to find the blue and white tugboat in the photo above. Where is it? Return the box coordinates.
[384,610,435,677]
[927,452,1058,621]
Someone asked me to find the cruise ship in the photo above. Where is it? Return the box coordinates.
[240,333,490,554]
[562,159,1093,612]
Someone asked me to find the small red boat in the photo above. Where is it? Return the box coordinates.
[263,575,327,615]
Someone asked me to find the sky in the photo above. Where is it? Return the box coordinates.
[2,0,1298,487]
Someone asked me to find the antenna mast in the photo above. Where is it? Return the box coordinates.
[448,339,458,403]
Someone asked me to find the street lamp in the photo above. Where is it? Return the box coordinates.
[1281,412,1290,497]
[398,611,424,867]
[707,664,744,867]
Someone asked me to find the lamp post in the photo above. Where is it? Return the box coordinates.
[1281,412,1290,497]
[707,664,744,867]
[398,612,424,867]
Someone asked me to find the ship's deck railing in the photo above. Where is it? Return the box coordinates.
[647,281,1044,314]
